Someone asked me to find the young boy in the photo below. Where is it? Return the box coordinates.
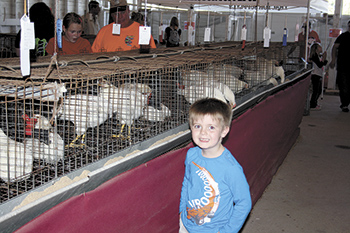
[179,98,251,233]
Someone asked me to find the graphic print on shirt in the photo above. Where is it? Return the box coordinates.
[187,162,220,226]
[125,35,134,46]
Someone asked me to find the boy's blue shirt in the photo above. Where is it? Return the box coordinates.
[180,146,251,233]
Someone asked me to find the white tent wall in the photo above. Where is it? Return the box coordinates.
[0,0,330,32]
[1,0,348,56]
[0,0,331,37]
[147,11,331,45]
[0,0,20,33]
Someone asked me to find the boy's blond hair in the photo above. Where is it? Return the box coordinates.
[189,98,232,128]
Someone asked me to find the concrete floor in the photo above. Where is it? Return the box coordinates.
[241,94,350,233]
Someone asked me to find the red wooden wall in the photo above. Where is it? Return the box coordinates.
[15,75,310,233]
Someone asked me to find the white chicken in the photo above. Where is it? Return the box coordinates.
[180,69,209,88]
[275,62,285,83]
[179,69,236,108]
[241,70,265,86]
[58,94,112,147]
[143,103,171,122]
[0,128,32,182]
[25,115,64,164]
[224,77,249,94]
[256,59,285,86]
[180,81,236,108]
[265,61,286,86]
[100,82,151,138]
[209,64,249,93]
[208,63,244,83]
[213,81,236,108]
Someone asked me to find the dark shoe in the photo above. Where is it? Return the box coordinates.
[341,106,349,112]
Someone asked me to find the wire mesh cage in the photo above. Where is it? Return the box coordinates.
[0,42,303,203]
[0,34,17,58]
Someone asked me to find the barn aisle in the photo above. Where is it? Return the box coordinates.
[241,93,350,233]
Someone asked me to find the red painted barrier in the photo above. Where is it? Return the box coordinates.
[16,75,310,233]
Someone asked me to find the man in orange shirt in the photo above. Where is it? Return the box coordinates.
[92,0,156,52]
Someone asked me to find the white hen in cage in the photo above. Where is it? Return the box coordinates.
[213,81,236,108]
[58,94,113,147]
[275,61,285,83]
[100,82,151,138]
[180,82,236,108]
[0,129,33,182]
[257,59,286,86]
[25,115,64,164]
[143,104,171,122]
[179,69,236,108]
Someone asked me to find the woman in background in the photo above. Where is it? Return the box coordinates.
[164,17,181,47]
[46,12,92,55]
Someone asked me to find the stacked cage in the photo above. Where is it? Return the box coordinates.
[0,34,17,58]
[0,42,302,203]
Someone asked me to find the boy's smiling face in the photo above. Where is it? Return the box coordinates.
[191,114,229,158]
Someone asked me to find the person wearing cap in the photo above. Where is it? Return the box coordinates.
[91,0,156,52]
[298,21,321,61]
[82,1,101,35]
[287,21,320,62]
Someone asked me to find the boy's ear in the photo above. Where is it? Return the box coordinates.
[221,126,230,138]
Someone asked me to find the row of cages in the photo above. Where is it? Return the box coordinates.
[0,42,303,203]
[0,34,17,59]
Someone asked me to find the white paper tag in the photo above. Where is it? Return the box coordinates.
[112,24,121,35]
[20,15,35,50]
[204,28,211,42]
[20,48,30,76]
[263,27,271,47]
[188,25,193,43]
[139,26,151,45]
[263,27,271,40]
[241,28,247,41]
[295,24,299,42]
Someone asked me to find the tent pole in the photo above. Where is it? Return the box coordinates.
[304,0,311,69]
[255,0,259,42]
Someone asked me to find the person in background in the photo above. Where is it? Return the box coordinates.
[288,21,320,62]
[299,22,321,60]
[309,42,327,111]
[329,20,350,113]
[82,1,101,35]
[15,2,55,59]
[91,0,156,53]
[131,11,145,25]
[179,98,251,233]
[46,12,92,55]
[164,16,181,47]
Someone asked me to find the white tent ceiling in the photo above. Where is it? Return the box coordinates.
[144,0,329,13]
